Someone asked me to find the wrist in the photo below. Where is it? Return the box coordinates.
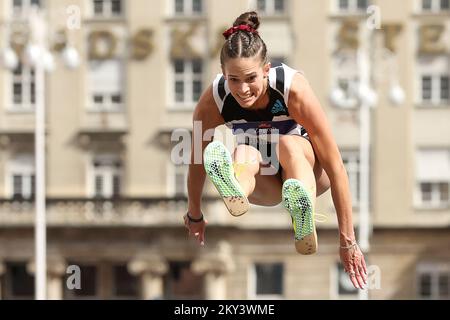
[188,204,202,218]
[339,232,356,247]
[186,211,204,223]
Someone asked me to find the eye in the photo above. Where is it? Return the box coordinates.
[247,75,257,82]
[229,78,239,83]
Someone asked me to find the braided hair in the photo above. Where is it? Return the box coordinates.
[220,11,269,66]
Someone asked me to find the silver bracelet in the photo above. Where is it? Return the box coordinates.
[340,241,357,250]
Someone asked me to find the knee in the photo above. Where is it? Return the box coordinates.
[233,145,261,164]
[233,145,260,176]
[277,136,309,164]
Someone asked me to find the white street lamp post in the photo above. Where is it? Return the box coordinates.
[0,6,80,300]
[28,7,47,300]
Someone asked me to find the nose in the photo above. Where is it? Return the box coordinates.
[237,82,250,94]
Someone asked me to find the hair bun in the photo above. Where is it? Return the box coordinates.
[233,11,260,31]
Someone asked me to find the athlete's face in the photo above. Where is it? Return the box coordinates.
[222,57,270,109]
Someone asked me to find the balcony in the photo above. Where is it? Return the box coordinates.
[0,196,294,229]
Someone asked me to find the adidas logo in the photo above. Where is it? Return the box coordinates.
[271,100,285,114]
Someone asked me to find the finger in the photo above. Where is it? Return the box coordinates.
[353,253,366,289]
[355,271,365,289]
[345,264,359,289]
[198,230,205,246]
[353,257,366,285]
[361,254,368,276]
[358,263,367,284]
[349,273,359,289]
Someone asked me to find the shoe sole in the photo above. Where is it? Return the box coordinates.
[203,141,249,217]
[282,179,317,255]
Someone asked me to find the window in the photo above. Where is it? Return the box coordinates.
[2,262,35,299]
[416,149,450,208]
[421,75,450,105]
[7,154,35,199]
[341,151,360,206]
[174,0,203,16]
[90,155,122,198]
[421,0,450,11]
[257,0,286,15]
[88,60,124,111]
[92,0,123,18]
[337,0,368,12]
[164,261,204,299]
[172,59,203,108]
[417,263,450,299]
[251,263,283,298]
[441,76,449,101]
[10,63,35,111]
[12,0,42,16]
[422,76,432,101]
[417,57,450,106]
[112,265,140,299]
[64,262,139,299]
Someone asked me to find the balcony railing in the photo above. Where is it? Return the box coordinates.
[0,196,294,229]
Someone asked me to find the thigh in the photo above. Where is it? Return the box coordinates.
[278,135,330,196]
[248,168,283,206]
[233,143,283,206]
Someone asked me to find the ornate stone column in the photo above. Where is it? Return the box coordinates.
[192,241,235,300]
[47,258,67,300]
[128,255,168,300]
[27,258,67,300]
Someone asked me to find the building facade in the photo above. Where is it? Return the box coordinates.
[0,0,449,299]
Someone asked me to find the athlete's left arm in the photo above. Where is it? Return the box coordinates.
[288,73,367,289]
[287,73,355,247]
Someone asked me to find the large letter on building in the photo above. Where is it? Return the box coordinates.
[336,20,359,53]
[88,30,117,60]
[419,24,446,54]
[132,29,154,60]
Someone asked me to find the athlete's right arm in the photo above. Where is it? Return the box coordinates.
[187,85,225,219]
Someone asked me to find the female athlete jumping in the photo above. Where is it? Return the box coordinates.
[183,11,367,289]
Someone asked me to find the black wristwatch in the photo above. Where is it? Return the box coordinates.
[186,212,204,223]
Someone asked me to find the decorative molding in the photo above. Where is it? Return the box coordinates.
[128,254,168,276]
[192,241,235,275]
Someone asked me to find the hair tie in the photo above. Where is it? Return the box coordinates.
[223,25,259,39]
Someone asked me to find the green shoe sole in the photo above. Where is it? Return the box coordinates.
[282,179,317,255]
[204,141,249,216]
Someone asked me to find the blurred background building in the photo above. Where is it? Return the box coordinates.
[0,0,449,299]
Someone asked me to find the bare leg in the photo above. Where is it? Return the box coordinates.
[232,144,261,197]
[277,136,318,203]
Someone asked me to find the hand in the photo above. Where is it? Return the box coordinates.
[339,243,368,289]
[183,212,208,246]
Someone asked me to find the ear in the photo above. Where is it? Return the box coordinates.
[263,62,271,78]
[221,65,227,79]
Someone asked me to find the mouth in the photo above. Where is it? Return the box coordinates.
[237,93,255,102]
